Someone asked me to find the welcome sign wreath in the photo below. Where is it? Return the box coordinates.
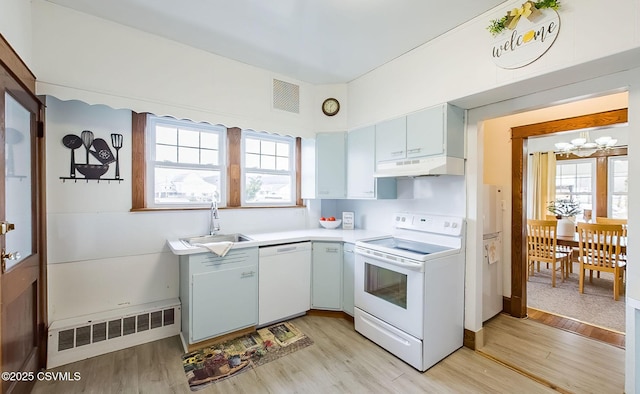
[487,0,561,69]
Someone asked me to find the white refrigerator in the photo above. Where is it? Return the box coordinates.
[482,185,503,322]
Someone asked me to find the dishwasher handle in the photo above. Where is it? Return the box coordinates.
[259,241,312,257]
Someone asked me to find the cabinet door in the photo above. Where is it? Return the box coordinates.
[191,265,257,343]
[375,117,406,163]
[406,105,444,158]
[347,126,376,198]
[342,243,355,316]
[312,243,343,310]
[316,132,346,198]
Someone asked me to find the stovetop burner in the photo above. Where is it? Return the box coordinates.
[361,237,451,256]
[355,213,464,263]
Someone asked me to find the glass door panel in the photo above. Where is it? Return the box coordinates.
[364,263,408,309]
[4,93,32,270]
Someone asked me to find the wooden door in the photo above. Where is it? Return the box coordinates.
[0,38,46,394]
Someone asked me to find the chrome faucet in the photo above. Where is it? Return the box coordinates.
[209,200,221,235]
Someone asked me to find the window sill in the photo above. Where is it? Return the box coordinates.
[130,205,305,213]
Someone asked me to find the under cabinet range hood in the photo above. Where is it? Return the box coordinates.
[374,156,465,177]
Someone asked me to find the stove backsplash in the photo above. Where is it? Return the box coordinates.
[323,175,465,231]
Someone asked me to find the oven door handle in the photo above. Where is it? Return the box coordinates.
[357,252,424,272]
[381,259,423,272]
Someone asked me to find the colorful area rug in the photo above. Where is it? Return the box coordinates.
[182,321,313,391]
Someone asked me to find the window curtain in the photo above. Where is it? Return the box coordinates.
[531,151,557,219]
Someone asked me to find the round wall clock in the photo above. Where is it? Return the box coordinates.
[322,98,340,116]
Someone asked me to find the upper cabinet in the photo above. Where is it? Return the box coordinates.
[375,117,406,163]
[348,126,396,199]
[406,105,445,158]
[301,132,346,199]
[375,103,465,177]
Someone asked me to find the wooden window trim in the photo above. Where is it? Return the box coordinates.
[555,147,627,218]
[131,112,304,211]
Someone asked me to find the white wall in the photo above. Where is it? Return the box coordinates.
[31,0,348,139]
[45,97,310,322]
[328,176,465,231]
[347,0,640,129]
[0,0,32,66]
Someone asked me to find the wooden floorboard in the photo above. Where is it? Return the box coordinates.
[480,313,625,394]
[33,315,557,394]
[527,307,626,349]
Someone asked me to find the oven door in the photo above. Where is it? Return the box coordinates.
[354,252,424,339]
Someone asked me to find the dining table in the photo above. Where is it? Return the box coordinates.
[557,233,627,254]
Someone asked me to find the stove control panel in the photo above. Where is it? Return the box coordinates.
[394,213,464,236]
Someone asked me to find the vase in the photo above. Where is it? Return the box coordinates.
[557,217,575,237]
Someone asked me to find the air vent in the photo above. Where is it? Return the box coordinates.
[273,79,300,113]
[58,329,74,351]
[48,299,181,368]
[93,322,106,343]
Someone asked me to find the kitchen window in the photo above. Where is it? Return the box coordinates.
[145,116,226,208]
[241,131,295,206]
[131,112,304,210]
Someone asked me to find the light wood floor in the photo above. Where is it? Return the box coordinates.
[480,314,625,394]
[527,307,625,348]
[32,314,623,393]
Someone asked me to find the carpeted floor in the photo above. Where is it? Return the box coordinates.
[527,261,625,333]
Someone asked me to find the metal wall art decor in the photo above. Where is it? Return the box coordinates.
[60,130,124,182]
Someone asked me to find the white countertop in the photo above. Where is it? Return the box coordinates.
[167,228,390,255]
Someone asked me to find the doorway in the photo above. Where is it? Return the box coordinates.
[509,108,628,319]
[481,92,629,329]
[1,36,47,393]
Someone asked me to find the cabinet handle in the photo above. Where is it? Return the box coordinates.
[407,148,422,154]
[391,150,404,156]
[326,248,339,253]
[241,271,255,279]
[344,249,354,254]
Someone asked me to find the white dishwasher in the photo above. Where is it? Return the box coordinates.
[259,242,312,326]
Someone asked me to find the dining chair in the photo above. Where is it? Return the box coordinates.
[576,222,626,301]
[545,215,576,275]
[526,219,569,287]
[595,217,628,264]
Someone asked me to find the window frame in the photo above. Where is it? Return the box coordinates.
[145,115,227,209]
[131,112,304,211]
[240,131,296,207]
[607,155,628,219]
[554,146,628,219]
[554,158,596,215]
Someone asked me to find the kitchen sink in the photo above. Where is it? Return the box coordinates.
[181,233,252,247]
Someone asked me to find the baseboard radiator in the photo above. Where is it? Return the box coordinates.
[47,298,181,368]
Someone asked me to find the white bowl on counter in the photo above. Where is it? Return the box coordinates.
[319,219,342,229]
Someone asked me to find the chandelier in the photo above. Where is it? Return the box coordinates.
[554,131,617,157]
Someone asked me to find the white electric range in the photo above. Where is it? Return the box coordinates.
[354,213,465,371]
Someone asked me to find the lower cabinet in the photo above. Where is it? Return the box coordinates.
[180,248,259,345]
[342,243,355,316]
[312,242,343,310]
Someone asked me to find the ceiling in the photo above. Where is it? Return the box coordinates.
[45,0,506,84]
